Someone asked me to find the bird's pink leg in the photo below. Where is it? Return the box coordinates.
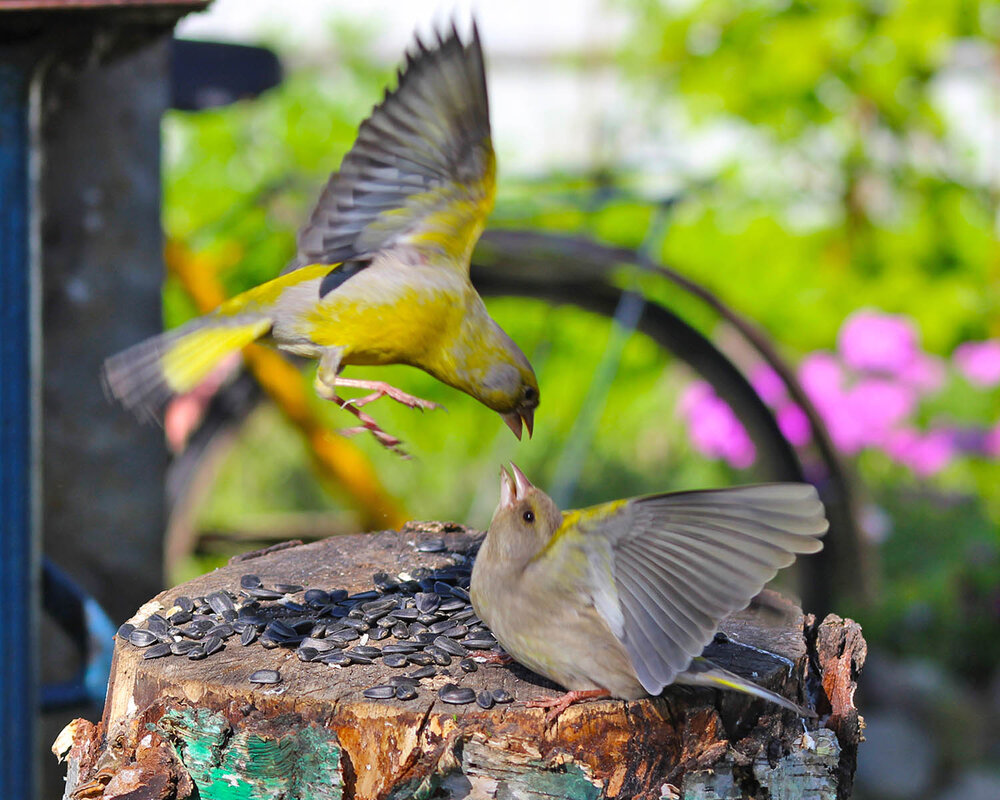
[527,688,612,725]
[476,649,514,666]
[335,378,441,412]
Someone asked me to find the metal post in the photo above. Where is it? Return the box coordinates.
[0,54,40,799]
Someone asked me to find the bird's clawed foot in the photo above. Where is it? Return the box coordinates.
[527,688,611,725]
[335,378,442,412]
[476,649,514,667]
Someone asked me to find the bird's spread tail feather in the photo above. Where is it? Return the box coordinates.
[677,657,816,718]
[102,314,271,420]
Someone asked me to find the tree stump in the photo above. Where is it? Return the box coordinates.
[56,523,865,800]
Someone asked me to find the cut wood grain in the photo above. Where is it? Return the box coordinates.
[57,523,865,800]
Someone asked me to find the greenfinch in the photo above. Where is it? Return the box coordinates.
[103,22,539,453]
[470,465,828,722]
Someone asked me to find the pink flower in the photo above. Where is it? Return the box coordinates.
[953,340,1000,387]
[680,381,756,469]
[838,310,918,374]
[776,403,811,446]
[798,352,844,402]
[897,353,946,393]
[886,428,955,476]
[845,378,916,447]
[985,423,1000,458]
[750,364,786,406]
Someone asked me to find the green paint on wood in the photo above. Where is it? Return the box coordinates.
[496,763,602,800]
[156,708,343,800]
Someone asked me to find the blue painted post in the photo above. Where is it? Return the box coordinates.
[0,55,40,798]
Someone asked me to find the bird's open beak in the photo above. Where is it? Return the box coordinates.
[499,466,516,509]
[501,409,534,440]
[499,463,534,509]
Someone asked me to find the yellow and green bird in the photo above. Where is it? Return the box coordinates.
[470,465,828,722]
[103,22,539,452]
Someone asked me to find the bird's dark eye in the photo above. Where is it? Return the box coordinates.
[524,387,537,402]
[522,509,535,523]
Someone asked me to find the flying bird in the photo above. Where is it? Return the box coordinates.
[103,22,539,454]
[471,465,828,722]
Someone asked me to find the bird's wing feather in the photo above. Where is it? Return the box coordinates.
[286,21,494,283]
[582,484,827,695]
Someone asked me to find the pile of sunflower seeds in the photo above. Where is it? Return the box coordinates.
[118,537,514,708]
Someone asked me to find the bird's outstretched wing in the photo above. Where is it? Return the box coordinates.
[287,21,495,287]
[578,484,827,695]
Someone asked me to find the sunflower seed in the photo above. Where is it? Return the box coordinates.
[491,689,513,704]
[391,623,410,639]
[450,586,471,602]
[351,645,381,658]
[202,634,224,655]
[208,623,234,639]
[476,691,494,709]
[146,615,169,637]
[395,684,418,700]
[117,623,135,640]
[439,685,476,705]
[428,620,454,635]
[438,598,468,613]
[187,645,206,660]
[408,621,429,637]
[247,587,285,600]
[174,595,195,613]
[273,583,303,594]
[340,617,369,632]
[169,611,193,625]
[459,658,478,673]
[297,647,320,662]
[462,636,497,650]
[370,626,390,641]
[383,653,408,668]
[351,590,379,602]
[346,651,374,665]
[441,624,469,639]
[129,629,158,647]
[318,652,351,666]
[206,591,235,615]
[240,627,258,646]
[407,653,433,666]
[433,636,469,657]
[389,607,419,621]
[249,669,281,684]
[409,666,436,679]
[382,643,421,655]
[170,640,199,655]
[415,538,446,553]
[304,589,330,606]
[363,685,395,700]
[425,647,452,666]
[142,642,172,659]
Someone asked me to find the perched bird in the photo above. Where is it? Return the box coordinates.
[103,22,539,453]
[470,465,828,722]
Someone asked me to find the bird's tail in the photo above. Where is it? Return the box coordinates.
[676,656,816,718]
[102,313,272,421]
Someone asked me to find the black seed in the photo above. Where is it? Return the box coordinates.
[363,610,389,624]
[249,669,281,684]
[350,590,379,602]
[169,611,193,625]
[434,636,468,657]
[389,676,419,688]
[363,685,395,700]
[426,647,452,666]
[280,602,306,614]
[383,654,408,668]
[260,637,280,649]
[143,643,172,659]
[340,617,369,632]
[382,643,421,655]
[450,586,471,602]
[174,595,195,613]
[146,615,169,637]
[408,621,429,636]
[439,685,476,705]
[451,607,476,622]
[298,647,320,662]
[442,625,469,639]
[438,598,467,613]
[240,627,257,646]
[208,623,235,639]
[318,652,351,666]
[409,666,436,680]
[273,583,303,594]
[462,637,497,650]
[414,592,441,614]
[391,623,410,639]
[351,645,381,658]
[240,574,262,590]
[117,623,135,640]
[206,591,235,615]
[476,691,494,709]
[417,613,442,626]
[414,633,437,645]
[407,653,433,666]
[299,637,336,652]
[415,538,446,553]
[459,658,478,673]
[346,651,374,665]
[265,620,297,639]
[202,634,224,655]
[395,684,418,700]
[310,623,327,638]
[370,626,390,641]
[433,581,453,596]
[428,620,454,635]
[170,640,199,655]
[248,587,285,600]
[129,629,158,647]
[376,616,397,628]
[187,645,207,660]
[304,589,330,606]
[362,596,398,613]
[389,607,419,621]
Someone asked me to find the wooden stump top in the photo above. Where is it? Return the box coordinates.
[60,523,865,800]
